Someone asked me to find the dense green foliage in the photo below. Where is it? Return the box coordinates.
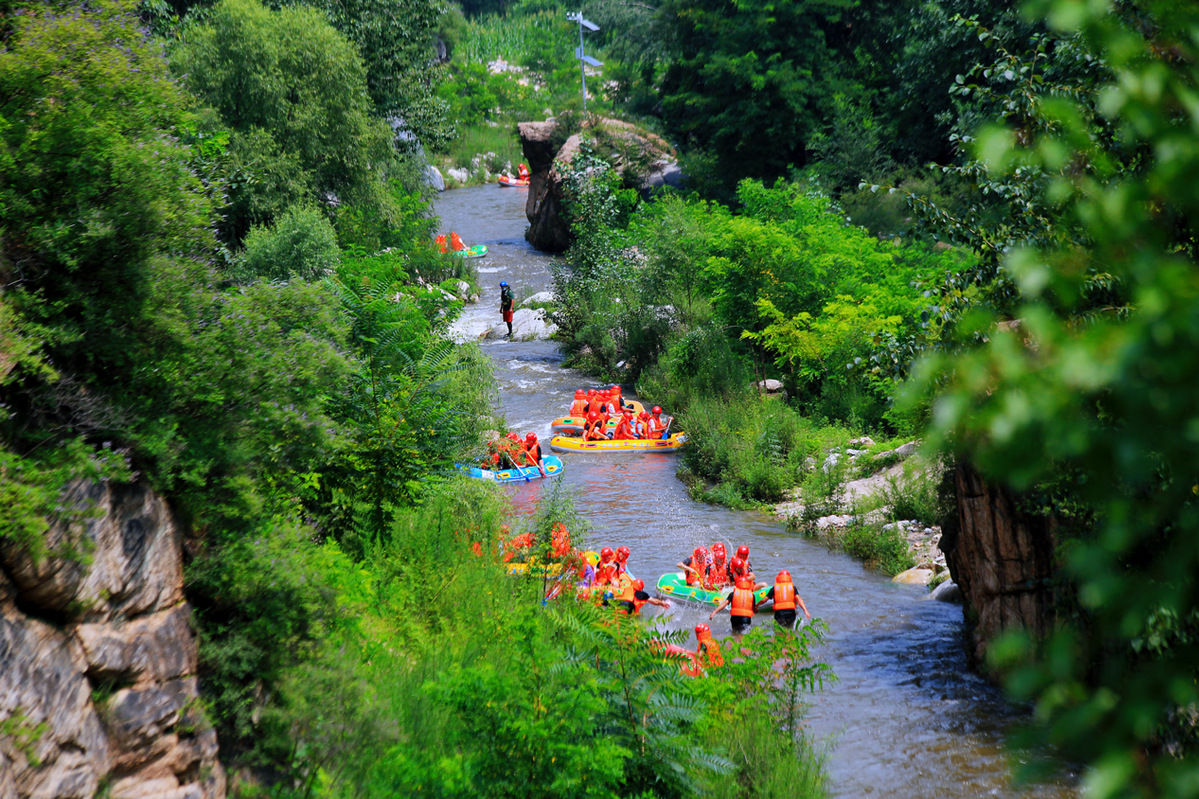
[171,0,402,243]
[904,3,1199,795]
[550,154,969,505]
[655,0,848,189]
[1,3,834,797]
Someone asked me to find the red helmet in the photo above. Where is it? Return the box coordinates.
[777,570,793,583]
[692,546,708,562]
[526,432,537,442]
[575,389,585,397]
[711,542,726,557]
[611,384,621,394]
[632,578,644,590]
[694,622,710,636]
[652,406,662,414]
[600,547,614,561]
[736,545,749,559]
[730,556,746,571]
[588,388,596,395]
[735,577,753,590]
[616,546,630,562]
[506,432,520,441]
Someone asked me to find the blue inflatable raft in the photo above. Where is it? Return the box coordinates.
[458,455,563,483]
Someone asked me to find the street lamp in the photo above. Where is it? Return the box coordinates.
[567,11,602,112]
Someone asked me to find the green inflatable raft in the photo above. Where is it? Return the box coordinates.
[654,572,772,609]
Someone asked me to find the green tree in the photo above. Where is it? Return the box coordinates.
[301,0,454,151]
[171,0,399,242]
[656,0,854,190]
[911,2,1199,794]
[238,204,342,282]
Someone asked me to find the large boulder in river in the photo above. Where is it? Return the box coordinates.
[518,117,679,253]
[488,307,558,341]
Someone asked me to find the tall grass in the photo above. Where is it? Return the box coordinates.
[455,10,565,66]
[678,393,850,506]
[442,121,525,172]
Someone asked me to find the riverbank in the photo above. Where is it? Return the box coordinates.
[770,439,954,590]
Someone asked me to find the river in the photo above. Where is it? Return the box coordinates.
[436,184,1076,797]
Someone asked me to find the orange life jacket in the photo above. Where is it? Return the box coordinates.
[730,586,755,618]
[551,523,571,559]
[684,557,701,586]
[613,416,635,440]
[705,560,728,589]
[595,562,617,586]
[435,234,448,253]
[570,398,587,415]
[773,579,797,611]
[449,231,465,251]
[518,163,529,179]
[696,633,724,668]
[616,581,647,614]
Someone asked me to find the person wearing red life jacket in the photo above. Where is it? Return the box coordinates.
[503,530,535,563]
[584,389,599,413]
[597,405,614,438]
[633,411,649,438]
[594,547,618,587]
[765,570,811,629]
[676,546,709,586]
[583,409,606,441]
[569,390,587,416]
[449,231,465,251]
[705,542,730,588]
[615,578,669,615]
[613,410,637,440]
[602,389,619,415]
[646,405,673,439]
[524,432,547,476]
[709,577,758,633]
[435,233,448,253]
[610,384,623,410]
[614,545,632,579]
[730,545,766,589]
[694,623,724,668]
[517,162,530,180]
[550,523,572,560]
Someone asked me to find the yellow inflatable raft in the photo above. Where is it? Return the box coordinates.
[548,432,688,453]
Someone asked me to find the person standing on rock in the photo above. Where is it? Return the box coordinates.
[499,281,514,338]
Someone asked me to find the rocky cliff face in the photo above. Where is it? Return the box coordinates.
[518,117,681,253]
[0,480,224,799]
[943,462,1061,667]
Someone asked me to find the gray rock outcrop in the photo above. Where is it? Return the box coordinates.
[943,462,1060,667]
[518,117,679,253]
[0,480,224,799]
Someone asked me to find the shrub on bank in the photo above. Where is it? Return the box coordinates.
[208,479,830,798]
[838,522,916,576]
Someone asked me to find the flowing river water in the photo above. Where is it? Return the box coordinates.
[436,185,1076,797]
